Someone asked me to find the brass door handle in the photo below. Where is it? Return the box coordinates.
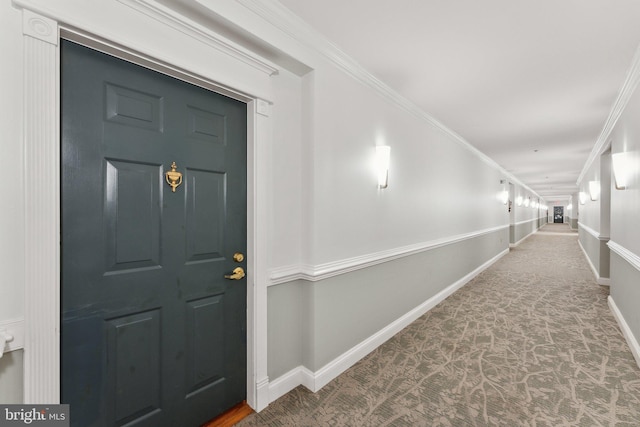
[225,267,245,280]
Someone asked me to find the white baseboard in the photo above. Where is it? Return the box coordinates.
[267,366,314,403]
[267,248,510,404]
[608,296,640,370]
[510,229,535,248]
[254,377,270,412]
[578,240,610,285]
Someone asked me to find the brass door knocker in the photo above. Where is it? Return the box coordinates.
[165,162,183,192]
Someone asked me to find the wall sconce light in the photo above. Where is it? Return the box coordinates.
[588,180,600,201]
[516,196,523,206]
[524,197,530,207]
[579,192,587,205]
[498,180,508,205]
[567,203,573,210]
[499,190,509,205]
[376,145,391,189]
[612,151,633,190]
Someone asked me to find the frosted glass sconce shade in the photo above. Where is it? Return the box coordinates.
[515,196,523,206]
[524,197,530,207]
[612,152,633,190]
[500,190,509,205]
[579,192,587,205]
[376,145,391,189]
[588,181,600,201]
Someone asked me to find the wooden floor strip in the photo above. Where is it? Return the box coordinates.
[202,401,254,427]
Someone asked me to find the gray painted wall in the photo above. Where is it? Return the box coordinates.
[268,281,306,380]
[610,253,640,345]
[579,229,601,275]
[0,350,23,403]
[607,60,640,360]
[511,219,538,246]
[539,216,548,229]
[599,240,610,279]
[579,228,610,279]
[267,228,508,379]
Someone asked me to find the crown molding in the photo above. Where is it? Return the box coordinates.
[577,43,640,185]
[117,0,279,76]
[236,0,541,199]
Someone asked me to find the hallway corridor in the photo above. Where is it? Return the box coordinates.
[239,231,640,426]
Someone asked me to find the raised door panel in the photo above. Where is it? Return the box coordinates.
[185,168,226,264]
[106,310,163,426]
[104,160,162,273]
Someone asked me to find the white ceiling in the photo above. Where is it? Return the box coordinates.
[276,0,640,199]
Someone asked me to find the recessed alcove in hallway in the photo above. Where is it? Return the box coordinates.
[238,231,640,426]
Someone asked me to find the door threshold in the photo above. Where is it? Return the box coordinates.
[202,401,254,427]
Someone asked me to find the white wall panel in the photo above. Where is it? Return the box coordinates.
[610,91,640,256]
[0,0,25,327]
[307,63,509,265]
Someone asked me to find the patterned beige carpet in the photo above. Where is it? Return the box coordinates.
[538,223,578,235]
[239,232,640,426]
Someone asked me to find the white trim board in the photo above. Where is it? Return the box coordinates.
[270,225,509,285]
[578,222,602,240]
[513,218,539,226]
[117,0,279,76]
[268,248,510,403]
[578,240,611,286]
[14,6,271,410]
[608,240,640,273]
[609,296,640,370]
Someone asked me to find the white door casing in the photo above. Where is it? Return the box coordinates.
[18,5,272,410]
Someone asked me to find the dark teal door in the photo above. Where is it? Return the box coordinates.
[61,40,247,426]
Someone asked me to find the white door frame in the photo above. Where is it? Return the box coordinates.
[18,6,271,411]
